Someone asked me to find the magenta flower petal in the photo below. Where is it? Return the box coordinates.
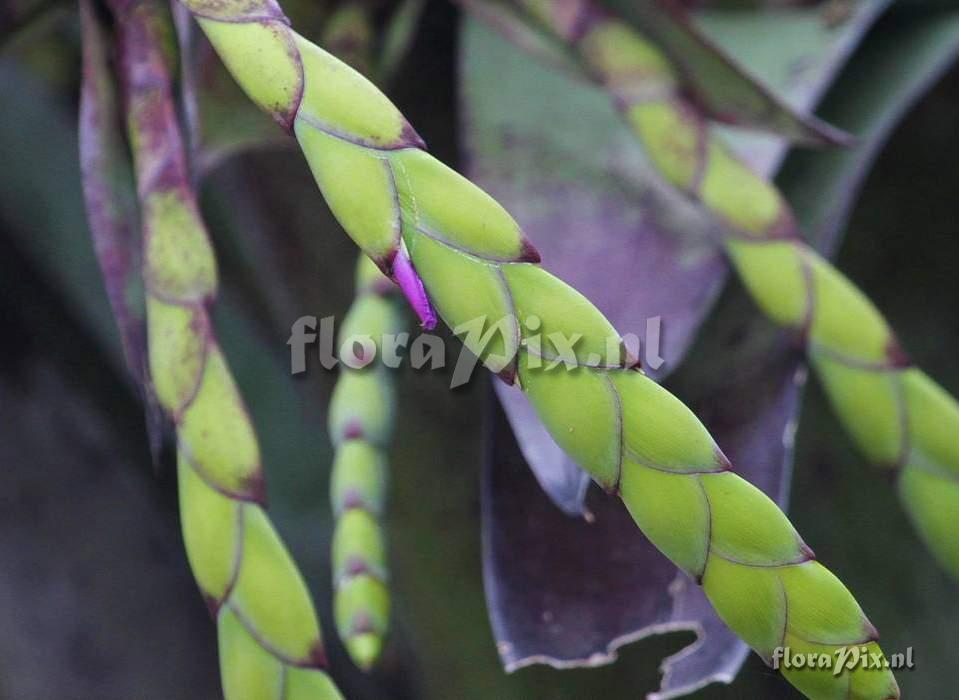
[392,246,437,330]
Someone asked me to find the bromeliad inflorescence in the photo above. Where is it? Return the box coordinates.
[169,0,901,696]
[486,0,959,582]
[64,0,957,697]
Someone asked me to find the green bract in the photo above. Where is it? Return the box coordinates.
[177,0,902,696]
[507,0,959,583]
[112,2,342,697]
[328,256,402,669]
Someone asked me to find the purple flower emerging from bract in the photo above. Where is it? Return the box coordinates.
[392,244,438,330]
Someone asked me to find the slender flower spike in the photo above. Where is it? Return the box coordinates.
[104,2,343,697]
[176,0,900,696]
[328,256,404,669]
[505,0,959,583]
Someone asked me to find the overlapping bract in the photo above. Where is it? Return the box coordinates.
[507,0,959,582]
[328,257,403,669]
[106,3,342,697]
[178,0,900,695]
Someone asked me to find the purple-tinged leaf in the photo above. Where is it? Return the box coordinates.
[461,4,935,695]
[464,0,860,147]
[489,389,588,515]
[172,0,201,177]
[617,0,867,147]
[464,3,882,516]
[78,0,161,454]
[485,307,802,695]
[483,399,742,685]
[691,0,892,175]
[79,0,145,377]
[466,13,724,510]
[457,0,584,80]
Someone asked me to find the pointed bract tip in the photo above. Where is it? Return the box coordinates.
[399,121,427,151]
[370,253,392,277]
[346,631,382,671]
[342,418,365,441]
[799,542,816,561]
[518,237,541,263]
[308,640,330,669]
[391,247,438,330]
[495,361,518,386]
[885,337,912,369]
[345,555,372,577]
[863,617,880,642]
[203,593,222,619]
[341,488,368,512]
[765,205,800,242]
[243,470,268,507]
[714,448,733,472]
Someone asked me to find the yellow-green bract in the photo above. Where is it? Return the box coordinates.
[178,0,901,695]
[328,256,403,669]
[511,0,959,584]
[110,2,343,698]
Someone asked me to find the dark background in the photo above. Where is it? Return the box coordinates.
[0,1,956,697]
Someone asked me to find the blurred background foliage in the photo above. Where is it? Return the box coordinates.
[0,0,957,698]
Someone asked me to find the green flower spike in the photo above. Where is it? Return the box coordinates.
[510,0,959,583]
[110,2,343,697]
[176,0,900,695]
[328,256,404,669]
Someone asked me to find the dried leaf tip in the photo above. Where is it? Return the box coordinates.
[392,243,438,329]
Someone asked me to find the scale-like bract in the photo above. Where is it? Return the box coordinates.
[175,0,900,695]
